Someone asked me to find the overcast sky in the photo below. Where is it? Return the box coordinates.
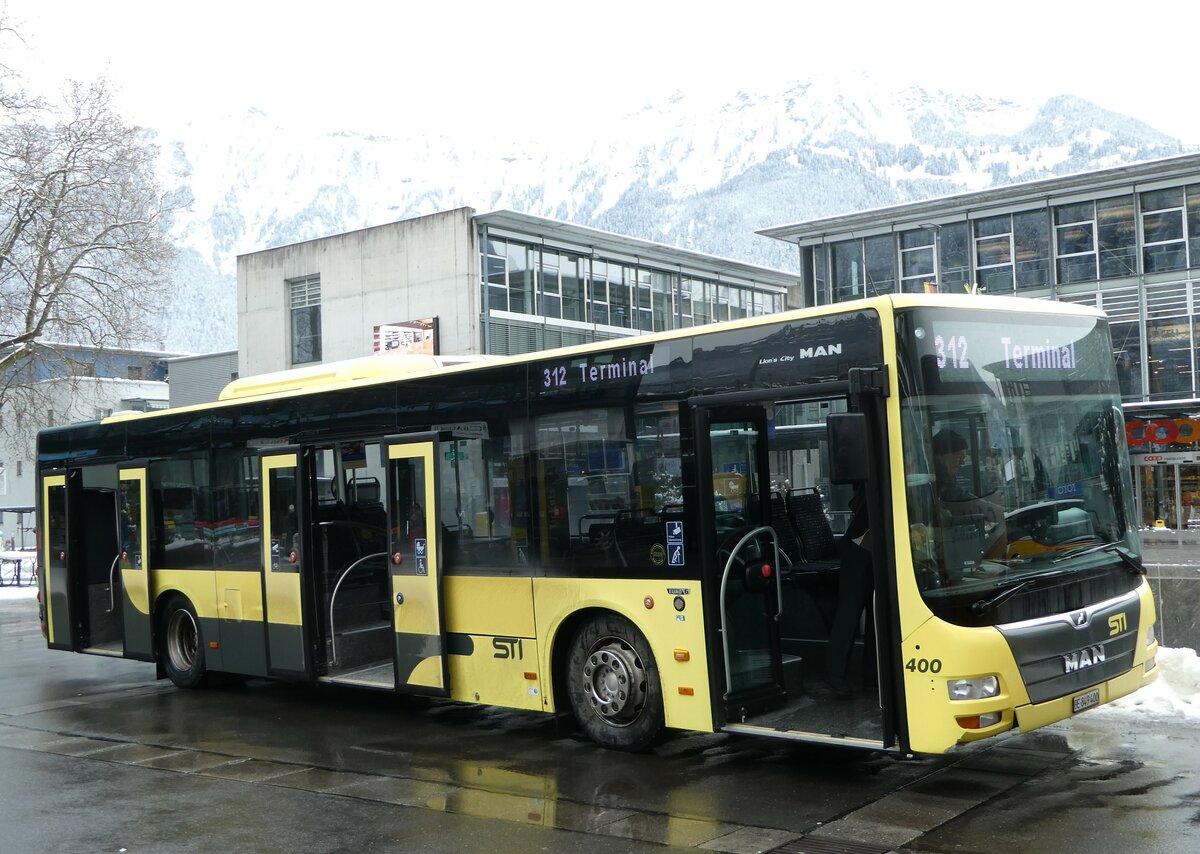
[4,0,1199,144]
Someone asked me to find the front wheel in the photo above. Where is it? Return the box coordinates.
[159,595,208,689]
[567,613,664,751]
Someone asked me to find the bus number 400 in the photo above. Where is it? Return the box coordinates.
[906,658,943,673]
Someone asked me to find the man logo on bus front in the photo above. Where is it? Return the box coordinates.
[1071,609,1089,628]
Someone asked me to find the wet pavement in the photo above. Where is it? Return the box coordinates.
[2,593,1199,853]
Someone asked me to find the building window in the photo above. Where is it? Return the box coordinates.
[609,263,632,328]
[1188,185,1200,268]
[561,254,585,323]
[831,236,896,301]
[1097,196,1137,278]
[1111,322,1143,400]
[1054,202,1097,284]
[484,238,508,311]
[539,251,561,319]
[811,246,830,305]
[974,212,1048,292]
[128,365,145,380]
[679,279,696,327]
[589,261,611,326]
[636,269,654,330]
[289,275,322,365]
[1141,188,1187,273]
[938,223,970,292]
[1146,317,1193,398]
[651,270,673,331]
[974,215,1013,292]
[900,229,935,293]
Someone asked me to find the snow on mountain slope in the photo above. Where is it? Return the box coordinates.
[153,74,1188,353]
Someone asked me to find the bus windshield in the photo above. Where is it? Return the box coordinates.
[897,307,1141,627]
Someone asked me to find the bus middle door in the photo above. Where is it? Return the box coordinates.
[117,466,154,660]
[695,404,786,718]
[384,433,450,697]
[259,450,311,678]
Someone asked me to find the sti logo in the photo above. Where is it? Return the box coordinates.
[1108,612,1128,636]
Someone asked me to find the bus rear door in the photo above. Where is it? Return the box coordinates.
[43,464,150,658]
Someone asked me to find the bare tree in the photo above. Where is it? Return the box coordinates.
[0,73,177,447]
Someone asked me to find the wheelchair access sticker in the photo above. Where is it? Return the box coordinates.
[666,521,685,567]
[414,538,428,575]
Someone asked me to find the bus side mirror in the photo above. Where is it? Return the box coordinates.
[828,413,869,484]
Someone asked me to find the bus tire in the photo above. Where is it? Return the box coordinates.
[159,595,208,689]
[567,613,664,751]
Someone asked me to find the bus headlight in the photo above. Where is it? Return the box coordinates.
[1146,622,1156,646]
[948,675,1000,700]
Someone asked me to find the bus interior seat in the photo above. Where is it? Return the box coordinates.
[786,488,839,568]
[769,491,804,567]
[346,476,381,507]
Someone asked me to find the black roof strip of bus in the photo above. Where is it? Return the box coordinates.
[688,380,850,408]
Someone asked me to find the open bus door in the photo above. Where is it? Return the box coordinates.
[693,404,788,718]
[42,464,152,658]
[694,371,901,749]
[41,472,72,650]
[259,449,312,678]
[384,433,450,697]
[117,466,154,660]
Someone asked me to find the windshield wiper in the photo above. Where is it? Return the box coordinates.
[1050,541,1146,574]
[971,580,1031,615]
[969,567,1079,614]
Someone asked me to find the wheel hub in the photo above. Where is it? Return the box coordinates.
[582,638,647,725]
[167,609,198,670]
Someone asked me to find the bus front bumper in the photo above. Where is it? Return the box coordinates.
[1014,654,1159,734]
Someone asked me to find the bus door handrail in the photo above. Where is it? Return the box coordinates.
[106,553,121,613]
[328,551,389,665]
[718,525,783,696]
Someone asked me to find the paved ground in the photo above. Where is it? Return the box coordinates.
[2,584,1198,853]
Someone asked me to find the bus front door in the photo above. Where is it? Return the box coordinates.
[384,434,449,697]
[696,406,786,717]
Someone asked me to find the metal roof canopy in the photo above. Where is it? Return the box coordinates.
[758,152,1200,246]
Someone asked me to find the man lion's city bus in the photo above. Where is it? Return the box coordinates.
[36,294,1157,755]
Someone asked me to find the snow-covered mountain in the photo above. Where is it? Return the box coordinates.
[156,75,1189,354]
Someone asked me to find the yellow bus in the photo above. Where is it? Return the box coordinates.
[36,294,1158,754]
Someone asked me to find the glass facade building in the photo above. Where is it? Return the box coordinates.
[760,153,1200,532]
[477,213,792,356]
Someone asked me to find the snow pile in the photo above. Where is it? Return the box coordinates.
[0,582,37,601]
[1088,646,1200,719]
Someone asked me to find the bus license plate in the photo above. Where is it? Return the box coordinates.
[1072,688,1100,713]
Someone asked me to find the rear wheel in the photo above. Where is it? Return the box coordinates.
[159,595,208,688]
[567,613,664,751]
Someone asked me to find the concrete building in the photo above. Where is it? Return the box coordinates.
[2,345,177,512]
[236,207,800,377]
[166,350,239,408]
